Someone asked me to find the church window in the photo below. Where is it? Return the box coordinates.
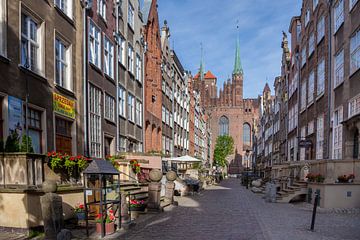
[243,123,251,145]
[219,116,229,136]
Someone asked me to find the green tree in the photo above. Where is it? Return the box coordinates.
[20,134,34,153]
[5,131,20,152]
[213,135,234,167]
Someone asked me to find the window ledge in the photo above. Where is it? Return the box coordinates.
[307,101,314,108]
[135,78,143,86]
[105,118,116,125]
[89,62,103,75]
[105,73,115,84]
[119,114,127,120]
[54,6,75,27]
[334,81,344,90]
[18,65,48,84]
[127,23,135,33]
[333,23,344,36]
[119,62,127,70]
[55,85,76,99]
[0,55,11,64]
[349,67,360,79]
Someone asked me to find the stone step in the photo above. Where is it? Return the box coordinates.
[283,189,295,193]
[292,183,307,188]
[288,186,301,190]
[277,191,289,196]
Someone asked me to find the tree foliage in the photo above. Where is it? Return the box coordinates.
[213,135,234,167]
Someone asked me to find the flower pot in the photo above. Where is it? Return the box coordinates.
[130,205,146,212]
[96,222,115,235]
[76,212,86,220]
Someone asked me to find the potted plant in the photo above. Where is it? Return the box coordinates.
[129,160,141,174]
[95,210,115,235]
[129,199,146,212]
[348,174,355,183]
[74,203,85,220]
[306,173,316,182]
[337,175,348,183]
[315,174,325,183]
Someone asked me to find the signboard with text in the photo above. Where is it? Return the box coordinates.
[53,93,75,119]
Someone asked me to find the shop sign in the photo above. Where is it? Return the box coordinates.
[53,93,75,119]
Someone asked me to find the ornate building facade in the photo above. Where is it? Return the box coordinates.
[193,38,260,174]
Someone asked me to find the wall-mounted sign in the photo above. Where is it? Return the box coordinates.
[8,96,23,135]
[53,93,75,119]
[299,139,312,148]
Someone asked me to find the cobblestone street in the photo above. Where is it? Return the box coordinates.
[121,179,360,240]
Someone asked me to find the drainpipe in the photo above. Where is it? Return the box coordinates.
[142,41,147,153]
[83,1,90,156]
[115,2,120,153]
[327,0,333,159]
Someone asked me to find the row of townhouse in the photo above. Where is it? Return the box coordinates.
[0,0,212,164]
[254,0,360,182]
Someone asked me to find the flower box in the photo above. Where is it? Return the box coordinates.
[129,205,146,212]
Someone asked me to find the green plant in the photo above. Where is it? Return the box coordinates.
[5,131,20,152]
[95,209,115,223]
[47,152,91,178]
[213,135,234,167]
[130,159,141,174]
[106,155,117,167]
[20,134,34,153]
[0,139,4,152]
[74,202,85,213]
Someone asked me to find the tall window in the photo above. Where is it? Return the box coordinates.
[301,47,306,67]
[316,115,324,160]
[349,94,360,117]
[55,0,73,18]
[317,59,325,96]
[89,85,102,158]
[21,14,41,73]
[309,33,315,55]
[128,3,134,29]
[333,107,343,159]
[104,93,115,122]
[136,100,142,126]
[350,30,360,74]
[118,36,126,65]
[55,38,71,90]
[128,94,135,122]
[301,81,306,111]
[127,44,134,73]
[335,49,344,87]
[119,136,126,152]
[308,71,314,104]
[243,123,251,145]
[219,116,229,136]
[350,0,359,10]
[300,127,306,161]
[135,54,142,82]
[118,86,126,117]
[25,108,43,154]
[98,0,106,20]
[0,0,7,57]
[104,37,114,78]
[334,0,344,32]
[317,16,325,43]
[305,9,310,26]
[162,106,165,122]
[89,21,101,68]
[313,0,318,10]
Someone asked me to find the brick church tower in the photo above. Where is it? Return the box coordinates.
[193,36,260,174]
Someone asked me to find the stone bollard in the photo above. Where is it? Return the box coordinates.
[165,171,177,205]
[120,192,131,229]
[147,169,162,211]
[40,180,64,240]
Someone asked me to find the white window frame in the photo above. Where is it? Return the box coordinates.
[317,59,325,96]
[334,0,344,33]
[333,106,343,159]
[118,86,126,118]
[350,30,360,75]
[135,54,142,82]
[55,0,73,19]
[135,100,142,127]
[104,93,115,122]
[21,13,43,74]
[118,35,126,66]
[128,93,135,122]
[128,3,134,29]
[350,0,358,11]
[127,44,134,74]
[104,36,114,78]
[305,9,310,26]
[309,33,315,56]
[334,49,344,87]
[89,20,101,68]
[55,38,72,91]
[308,71,314,105]
[89,84,102,158]
[0,0,7,57]
[317,16,325,44]
[348,94,360,117]
[316,115,324,160]
[97,0,106,20]
[301,47,306,67]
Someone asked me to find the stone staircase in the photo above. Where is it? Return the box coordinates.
[276,181,308,203]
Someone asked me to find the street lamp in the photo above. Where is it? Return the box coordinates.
[245,149,250,189]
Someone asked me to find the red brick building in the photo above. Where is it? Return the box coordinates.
[193,38,260,174]
[143,0,162,153]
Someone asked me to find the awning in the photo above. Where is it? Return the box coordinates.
[164,155,202,163]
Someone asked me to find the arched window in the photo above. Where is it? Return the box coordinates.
[219,116,229,136]
[243,123,251,145]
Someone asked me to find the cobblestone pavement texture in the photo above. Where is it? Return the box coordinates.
[120,179,360,240]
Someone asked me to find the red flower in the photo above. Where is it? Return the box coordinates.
[69,156,75,161]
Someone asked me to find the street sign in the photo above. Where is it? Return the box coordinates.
[299,139,312,148]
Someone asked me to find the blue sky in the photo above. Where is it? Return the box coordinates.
[157,0,302,98]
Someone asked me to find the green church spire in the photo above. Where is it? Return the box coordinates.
[233,35,243,76]
[199,42,204,80]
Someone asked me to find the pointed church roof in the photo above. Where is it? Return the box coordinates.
[193,72,200,79]
[233,36,243,75]
[204,70,216,79]
[263,83,271,93]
